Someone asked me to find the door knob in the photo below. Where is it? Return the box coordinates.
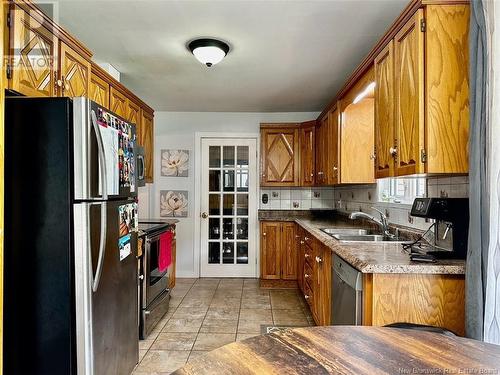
[389,147,398,156]
[201,212,208,219]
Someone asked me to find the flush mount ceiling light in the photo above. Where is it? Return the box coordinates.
[188,38,230,67]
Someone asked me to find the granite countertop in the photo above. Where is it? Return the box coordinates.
[295,218,465,275]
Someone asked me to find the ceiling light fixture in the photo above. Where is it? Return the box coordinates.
[188,38,230,67]
[352,82,376,104]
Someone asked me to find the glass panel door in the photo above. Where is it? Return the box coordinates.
[201,138,257,277]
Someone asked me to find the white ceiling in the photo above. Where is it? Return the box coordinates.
[47,0,407,112]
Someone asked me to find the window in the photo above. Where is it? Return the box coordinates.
[378,177,426,205]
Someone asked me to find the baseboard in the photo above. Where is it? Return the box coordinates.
[260,279,298,289]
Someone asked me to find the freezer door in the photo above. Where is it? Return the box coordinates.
[74,201,139,375]
[73,97,138,201]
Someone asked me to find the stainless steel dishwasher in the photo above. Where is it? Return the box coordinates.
[331,254,363,325]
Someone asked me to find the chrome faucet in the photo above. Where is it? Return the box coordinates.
[349,207,394,238]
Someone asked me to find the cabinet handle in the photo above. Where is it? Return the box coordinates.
[295,235,301,239]
[333,166,338,171]
[315,256,323,263]
[305,273,310,279]
[305,254,310,258]
[304,295,310,300]
[389,147,398,156]
[300,240,304,244]
[370,154,376,160]
[263,232,267,236]
[317,172,324,175]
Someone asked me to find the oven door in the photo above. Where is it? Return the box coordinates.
[144,233,169,306]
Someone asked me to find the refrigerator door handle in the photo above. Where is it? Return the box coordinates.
[91,110,108,200]
[92,202,107,292]
[91,111,108,292]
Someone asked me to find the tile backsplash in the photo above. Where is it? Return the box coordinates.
[260,176,469,231]
[260,187,335,210]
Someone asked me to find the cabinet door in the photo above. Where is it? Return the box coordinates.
[281,223,297,280]
[110,86,127,118]
[374,41,395,178]
[318,246,332,325]
[9,5,58,97]
[59,42,90,97]
[140,109,154,183]
[90,72,110,108]
[260,127,300,186]
[127,98,141,126]
[327,108,340,185]
[315,117,326,185]
[394,9,425,176]
[260,222,281,280]
[169,237,176,289]
[300,122,315,186]
[425,5,469,174]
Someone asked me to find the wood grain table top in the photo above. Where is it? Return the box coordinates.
[173,326,500,375]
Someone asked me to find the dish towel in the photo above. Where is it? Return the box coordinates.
[159,231,173,273]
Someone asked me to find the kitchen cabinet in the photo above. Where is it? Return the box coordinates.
[363,273,465,336]
[299,121,315,186]
[260,221,298,281]
[58,41,91,97]
[315,114,328,185]
[339,67,375,184]
[140,108,154,183]
[90,71,110,109]
[296,226,305,292]
[260,125,300,187]
[297,229,331,326]
[374,6,469,177]
[8,5,58,97]
[168,231,177,289]
[327,107,340,185]
[126,97,141,126]
[110,86,127,118]
[374,41,395,179]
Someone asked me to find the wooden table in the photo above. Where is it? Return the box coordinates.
[174,326,500,374]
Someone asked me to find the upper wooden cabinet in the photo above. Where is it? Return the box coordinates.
[425,5,469,174]
[126,97,141,126]
[59,42,90,97]
[315,114,328,185]
[110,86,127,118]
[374,41,395,179]
[89,72,110,108]
[8,5,57,97]
[260,125,300,187]
[299,121,315,187]
[374,6,469,177]
[328,107,340,185]
[140,109,154,183]
[339,67,375,184]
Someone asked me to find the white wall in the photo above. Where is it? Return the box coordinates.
[145,111,319,277]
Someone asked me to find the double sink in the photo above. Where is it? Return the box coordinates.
[321,228,411,244]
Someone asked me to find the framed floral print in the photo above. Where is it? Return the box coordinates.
[160,190,189,217]
[161,149,189,177]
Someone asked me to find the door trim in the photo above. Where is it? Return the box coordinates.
[194,132,260,278]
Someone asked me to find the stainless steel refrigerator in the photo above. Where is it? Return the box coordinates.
[5,97,139,374]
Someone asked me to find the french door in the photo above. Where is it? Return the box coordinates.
[200,138,258,277]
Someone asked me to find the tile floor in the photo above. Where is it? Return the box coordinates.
[133,278,314,374]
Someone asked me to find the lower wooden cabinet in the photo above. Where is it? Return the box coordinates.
[260,221,298,281]
[297,229,331,326]
[168,228,177,289]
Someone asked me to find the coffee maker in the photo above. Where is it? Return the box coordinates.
[410,198,469,260]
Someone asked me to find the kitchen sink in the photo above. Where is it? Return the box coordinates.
[321,228,412,244]
[331,234,412,244]
[321,228,372,236]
